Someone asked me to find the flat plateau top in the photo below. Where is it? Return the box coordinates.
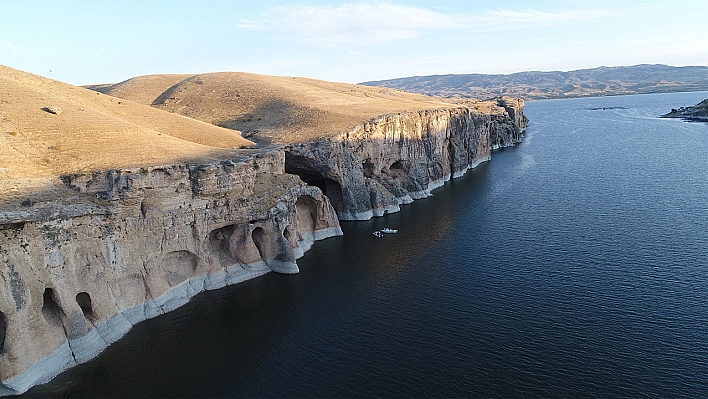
[89,72,487,144]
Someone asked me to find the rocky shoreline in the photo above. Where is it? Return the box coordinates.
[0,101,526,395]
[661,99,708,122]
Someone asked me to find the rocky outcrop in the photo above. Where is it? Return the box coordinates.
[661,99,708,122]
[0,98,526,395]
[285,101,527,220]
[0,150,341,395]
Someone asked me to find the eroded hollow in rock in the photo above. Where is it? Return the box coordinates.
[42,288,66,328]
[210,225,236,265]
[75,292,94,320]
[388,159,411,180]
[163,250,199,286]
[362,158,375,178]
[390,159,410,172]
[283,225,296,248]
[0,312,6,353]
[251,227,266,261]
[295,195,317,234]
[284,151,344,212]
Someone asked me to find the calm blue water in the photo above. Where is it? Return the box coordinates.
[23,91,708,398]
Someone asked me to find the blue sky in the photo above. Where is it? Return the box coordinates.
[1,1,707,85]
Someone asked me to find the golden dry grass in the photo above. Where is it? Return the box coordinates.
[93,72,478,144]
[0,65,255,200]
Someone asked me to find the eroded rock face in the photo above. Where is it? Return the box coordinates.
[0,150,341,395]
[0,99,527,395]
[285,103,527,220]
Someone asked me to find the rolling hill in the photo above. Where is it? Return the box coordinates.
[360,64,708,100]
[86,72,481,144]
[0,65,254,201]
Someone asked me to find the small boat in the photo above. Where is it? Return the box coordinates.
[380,228,398,234]
[373,231,384,237]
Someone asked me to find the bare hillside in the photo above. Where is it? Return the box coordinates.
[88,72,477,144]
[0,65,254,201]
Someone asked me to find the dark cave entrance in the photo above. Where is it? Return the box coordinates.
[42,288,66,329]
[285,151,344,213]
[75,292,94,321]
[251,227,267,261]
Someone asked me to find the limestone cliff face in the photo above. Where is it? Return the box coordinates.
[0,99,526,395]
[285,102,527,220]
[0,150,341,395]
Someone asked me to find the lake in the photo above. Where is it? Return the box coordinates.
[22,91,708,398]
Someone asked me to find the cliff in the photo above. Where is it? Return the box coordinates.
[285,100,527,220]
[87,72,527,220]
[0,150,341,395]
[1,67,527,395]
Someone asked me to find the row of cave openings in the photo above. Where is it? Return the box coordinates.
[210,196,317,267]
[284,151,413,213]
[0,289,94,354]
[284,152,344,212]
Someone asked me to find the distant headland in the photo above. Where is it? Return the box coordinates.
[361,64,708,100]
[661,99,708,122]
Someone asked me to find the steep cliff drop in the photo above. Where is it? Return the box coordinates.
[0,67,526,395]
[0,66,345,395]
[284,101,527,220]
[0,151,342,395]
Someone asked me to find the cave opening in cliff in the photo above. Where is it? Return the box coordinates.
[76,292,94,321]
[284,152,344,212]
[42,288,66,328]
[362,159,375,178]
[388,159,411,180]
[0,312,6,353]
[209,225,236,266]
[390,160,405,171]
[295,195,317,234]
[283,225,296,248]
[251,227,267,261]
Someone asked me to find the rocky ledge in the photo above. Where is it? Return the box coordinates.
[285,98,527,220]
[0,98,526,395]
[661,99,708,122]
[0,150,341,395]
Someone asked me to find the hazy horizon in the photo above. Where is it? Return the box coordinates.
[2,1,707,85]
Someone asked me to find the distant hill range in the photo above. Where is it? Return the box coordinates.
[361,64,708,100]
